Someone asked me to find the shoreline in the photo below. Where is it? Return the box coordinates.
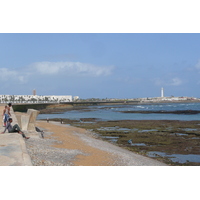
[12,99,200,114]
[25,120,167,166]
[14,101,200,166]
[39,118,200,166]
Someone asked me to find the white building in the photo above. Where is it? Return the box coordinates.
[73,96,79,101]
[0,94,73,103]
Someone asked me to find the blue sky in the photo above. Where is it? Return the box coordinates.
[1,33,200,99]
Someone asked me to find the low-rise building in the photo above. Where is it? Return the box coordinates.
[0,94,73,103]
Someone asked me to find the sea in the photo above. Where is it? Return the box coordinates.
[37,102,200,164]
[37,102,200,121]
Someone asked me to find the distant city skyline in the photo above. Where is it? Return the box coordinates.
[1,33,200,99]
[0,86,198,100]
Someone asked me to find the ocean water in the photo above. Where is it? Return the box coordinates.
[37,102,200,164]
[147,151,200,164]
[37,102,200,121]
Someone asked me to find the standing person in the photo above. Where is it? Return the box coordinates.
[3,105,9,127]
[1,118,30,139]
[2,103,12,127]
[7,103,12,117]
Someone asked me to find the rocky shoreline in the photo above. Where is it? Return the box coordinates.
[45,118,200,166]
[25,121,166,166]
[24,101,200,166]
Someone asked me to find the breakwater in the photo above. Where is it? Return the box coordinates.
[12,101,140,112]
[0,106,33,166]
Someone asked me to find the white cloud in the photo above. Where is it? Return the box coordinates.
[29,61,114,76]
[30,62,65,74]
[169,77,182,86]
[0,68,26,83]
[0,61,114,87]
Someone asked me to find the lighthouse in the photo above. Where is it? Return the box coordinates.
[161,87,164,98]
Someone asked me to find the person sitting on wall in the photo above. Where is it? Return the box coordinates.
[1,118,30,139]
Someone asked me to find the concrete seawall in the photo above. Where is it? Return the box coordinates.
[0,105,38,166]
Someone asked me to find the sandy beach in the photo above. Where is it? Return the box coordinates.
[36,121,116,166]
[25,120,167,166]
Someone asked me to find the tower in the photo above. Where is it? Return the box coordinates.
[33,89,36,96]
[161,87,164,98]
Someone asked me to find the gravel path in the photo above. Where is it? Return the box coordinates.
[25,130,86,166]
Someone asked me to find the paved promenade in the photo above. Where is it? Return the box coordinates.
[0,105,32,166]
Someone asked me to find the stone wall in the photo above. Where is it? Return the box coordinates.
[15,109,40,131]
